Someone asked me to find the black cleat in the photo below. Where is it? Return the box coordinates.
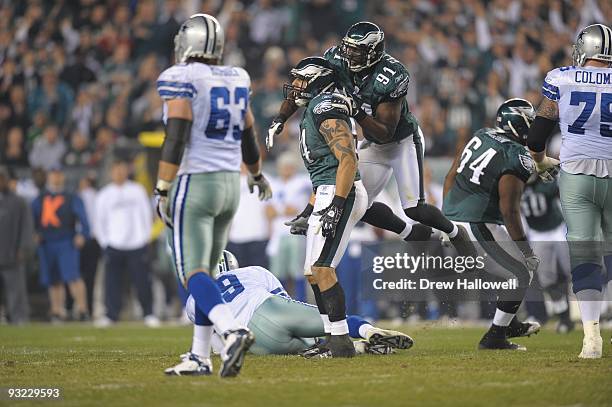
[299,337,330,359]
[328,334,356,358]
[220,328,254,378]
[507,317,541,338]
[478,332,526,351]
[404,224,433,242]
[365,327,414,350]
[450,225,478,258]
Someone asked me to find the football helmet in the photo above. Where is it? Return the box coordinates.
[495,98,536,145]
[283,57,335,107]
[174,14,224,64]
[339,21,385,72]
[572,24,612,67]
[218,250,239,274]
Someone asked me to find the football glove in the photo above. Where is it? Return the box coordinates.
[524,254,540,275]
[284,203,314,235]
[535,156,560,183]
[337,91,366,121]
[266,117,285,151]
[314,196,345,238]
[154,187,173,228]
[247,172,273,201]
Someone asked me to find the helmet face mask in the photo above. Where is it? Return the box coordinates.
[283,57,335,106]
[217,250,239,275]
[339,22,385,72]
[174,14,224,64]
[572,24,612,67]
[495,98,536,145]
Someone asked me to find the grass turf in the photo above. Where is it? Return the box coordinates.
[0,323,610,407]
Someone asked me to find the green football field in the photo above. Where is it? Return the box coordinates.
[1,324,610,407]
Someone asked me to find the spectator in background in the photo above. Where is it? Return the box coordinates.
[32,166,90,322]
[265,152,310,300]
[63,129,93,167]
[227,165,270,269]
[2,126,29,168]
[27,68,74,128]
[78,174,100,315]
[0,166,33,324]
[94,159,157,327]
[28,124,66,170]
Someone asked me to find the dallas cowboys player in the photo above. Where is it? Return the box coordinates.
[527,23,612,359]
[165,251,414,375]
[154,14,272,377]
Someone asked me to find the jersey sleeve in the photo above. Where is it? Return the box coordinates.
[156,65,197,100]
[311,93,351,129]
[541,68,562,102]
[504,147,536,183]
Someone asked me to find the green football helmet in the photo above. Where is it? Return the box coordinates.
[340,21,385,72]
[283,57,335,107]
[495,98,536,145]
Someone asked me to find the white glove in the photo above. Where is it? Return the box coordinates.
[247,172,273,201]
[535,156,560,183]
[524,254,540,275]
[154,189,173,228]
[266,117,284,151]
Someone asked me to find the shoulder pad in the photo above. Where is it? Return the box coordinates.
[374,56,411,100]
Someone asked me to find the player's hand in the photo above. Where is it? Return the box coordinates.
[337,91,366,121]
[314,197,345,238]
[247,172,273,201]
[266,117,285,151]
[524,254,540,275]
[284,203,314,235]
[535,156,560,183]
[73,234,86,249]
[154,187,173,228]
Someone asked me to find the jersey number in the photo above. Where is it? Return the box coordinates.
[299,128,314,163]
[206,86,249,140]
[456,138,498,185]
[216,274,245,303]
[521,191,547,218]
[568,91,612,137]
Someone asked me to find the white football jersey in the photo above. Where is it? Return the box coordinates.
[157,62,251,175]
[186,266,286,327]
[542,66,612,163]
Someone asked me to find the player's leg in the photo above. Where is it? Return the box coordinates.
[61,241,88,318]
[559,171,604,358]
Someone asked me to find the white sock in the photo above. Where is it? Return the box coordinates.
[448,224,459,239]
[358,323,375,339]
[208,303,239,334]
[192,325,213,358]
[492,309,515,327]
[330,319,349,335]
[582,320,601,339]
[576,289,602,324]
[320,314,331,334]
[399,224,412,239]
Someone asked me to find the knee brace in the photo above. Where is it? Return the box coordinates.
[571,263,603,293]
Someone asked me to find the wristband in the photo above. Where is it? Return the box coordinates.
[300,203,314,218]
[354,108,367,122]
[331,195,346,208]
[515,236,534,258]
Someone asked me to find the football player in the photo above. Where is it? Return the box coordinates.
[165,251,414,375]
[269,22,473,253]
[154,14,273,377]
[443,98,541,351]
[527,23,612,358]
[521,175,573,333]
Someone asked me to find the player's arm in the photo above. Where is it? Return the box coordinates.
[498,174,535,259]
[353,98,401,144]
[243,105,272,201]
[527,96,560,181]
[156,98,192,192]
[443,154,462,199]
[266,99,298,150]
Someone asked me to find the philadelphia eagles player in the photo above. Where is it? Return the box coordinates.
[269,22,472,253]
[527,23,612,358]
[443,98,541,351]
[521,176,573,333]
[165,251,414,374]
[154,14,272,377]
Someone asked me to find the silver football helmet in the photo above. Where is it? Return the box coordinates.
[174,14,224,64]
[217,250,239,274]
[572,24,612,67]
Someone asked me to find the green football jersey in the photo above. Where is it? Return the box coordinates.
[299,92,361,188]
[443,128,536,224]
[324,47,419,144]
[521,179,564,232]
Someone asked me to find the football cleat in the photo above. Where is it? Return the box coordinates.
[450,225,478,259]
[354,340,394,355]
[507,317,541,338]
[164,352,212,376]
[365,327,414,350]
[328,334,356,358]
[404,224,433,242]
[220,328,255,378]
[578,335,603,359]
[478,333,526,351]
[299,338,330,359]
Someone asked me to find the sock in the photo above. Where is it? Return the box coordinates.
[347,315,371,339]
[361,202,407,235]
[575,289,602,323]
[176,280,189,306]
[399,224,412,240]
[310,284,327,314]
[187,272,224,315]
[194,301,213,326]
[321,282,348,336]
[208,303,239,334]
[192,325,213,359]
[404,203,456,235]
[492,309,515,327]
[448,223,459,239]
[330,319,349,335]
[321,314,331,334]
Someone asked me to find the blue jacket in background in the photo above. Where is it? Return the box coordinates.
[32,190,90,243]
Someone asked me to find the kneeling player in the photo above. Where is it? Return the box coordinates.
[443,98,541,350]
[165,251,413,375]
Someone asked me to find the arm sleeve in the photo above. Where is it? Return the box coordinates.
[72,195,90,239]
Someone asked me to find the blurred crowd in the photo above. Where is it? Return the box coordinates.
[1,0,611,324]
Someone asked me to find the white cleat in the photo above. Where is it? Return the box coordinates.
[164,352,213,376]
[579,335,603,359]
[365,327,414,350]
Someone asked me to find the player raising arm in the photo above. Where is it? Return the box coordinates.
[527,23,612,359]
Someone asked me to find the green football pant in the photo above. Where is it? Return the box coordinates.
[167,172,240,286]
[247,295,323,355]
[559,170,612,270]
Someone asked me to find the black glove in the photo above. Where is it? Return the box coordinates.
[348,93,367,121]
[284,203,314,235]
[314,196,345,238]
[247,172,273,201]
